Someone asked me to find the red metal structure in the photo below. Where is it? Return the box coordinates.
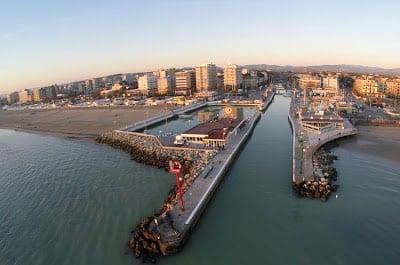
[168,160,185,210]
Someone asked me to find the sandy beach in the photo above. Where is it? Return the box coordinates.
[0,107,171,141]
[339,126,400,163]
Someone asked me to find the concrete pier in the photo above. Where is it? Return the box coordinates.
[154,91,275,253]
[288,93,358,184]
[120,92,276,260]
[121,102,207,132]
[158,110,262,252]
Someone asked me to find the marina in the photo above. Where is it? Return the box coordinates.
[96,92,275,261]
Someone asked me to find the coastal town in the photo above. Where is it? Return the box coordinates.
[2,1,400,264]
[4,63,399,262]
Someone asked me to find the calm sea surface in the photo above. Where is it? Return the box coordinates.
[1,96,399,265]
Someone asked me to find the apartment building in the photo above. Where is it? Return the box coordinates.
[195,63,217,91]
[223,64,243,91]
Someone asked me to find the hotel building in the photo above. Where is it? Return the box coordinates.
[138,74,158,94]
[175,70,196,96]
[195,63,217,91]
[223,64,243,91]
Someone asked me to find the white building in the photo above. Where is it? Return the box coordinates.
[223,64,243,91]
[18,90,29,103]
[195,63,217,91]
[157,77,173,95]
[175,70,196,95]
[138,74,158,92]
[322,75,339,90]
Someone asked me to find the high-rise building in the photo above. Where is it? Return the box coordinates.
[138,74,158,92]
[32,89,40,102]
[154,69,174,79]
[242,74,258,89]
[92,78,104,89]
[123,73,135,85]
[39,86,57,100]
[8,92,19,104]
[195,63,217,91]
[18,90,29,103]
[223,64,243,91]
[85,79,93,94]
[175,70,195,95]
[157,77,173,95]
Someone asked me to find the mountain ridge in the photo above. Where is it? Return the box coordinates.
[243,64,400,75]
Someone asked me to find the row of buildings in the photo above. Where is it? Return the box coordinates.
[5,85,58,105]
[298,73,400,98]
[353,75,400,97]
[134,64,266,96]
[298,74,340,91]
[3,64,268,105]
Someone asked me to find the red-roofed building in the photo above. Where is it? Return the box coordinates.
[179,118,245,148]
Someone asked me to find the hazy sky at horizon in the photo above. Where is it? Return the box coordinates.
[1,0,400,93]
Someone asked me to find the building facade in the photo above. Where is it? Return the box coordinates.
[138,74,158,93]
[8,92,19,104]
[242,74,258,89]
[18,90,29,103]
[299,74,322,90]
[354,75,386,96]
[195,63,217,91]
[322,75,339,90]
[223,64,243,91]
[157,77,173,95]
[175,70,195,96]
[386,78,400,97]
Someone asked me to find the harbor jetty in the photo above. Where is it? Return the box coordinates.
[288,90,358,201]
[96,92,274,262]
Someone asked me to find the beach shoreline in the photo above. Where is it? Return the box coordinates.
[338,126,400,163]
[0,107,171,142]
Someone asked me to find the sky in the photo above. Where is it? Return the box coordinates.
[1,0,400,94]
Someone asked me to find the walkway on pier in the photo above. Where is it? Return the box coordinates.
[158,110,262,248]
[156,92,275,250]
[120,102,206,132]
[289,95,358,184]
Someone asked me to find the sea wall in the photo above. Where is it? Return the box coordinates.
[95,130,216,194]
[96,130,218,262]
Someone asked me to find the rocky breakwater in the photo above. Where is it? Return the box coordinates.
[96,130,217,262]
[295,146,339,202]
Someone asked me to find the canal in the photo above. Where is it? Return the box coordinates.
[161,95,400,265]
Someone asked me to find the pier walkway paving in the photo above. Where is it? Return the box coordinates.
[121,102,207,132]
[288,94,358,184]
